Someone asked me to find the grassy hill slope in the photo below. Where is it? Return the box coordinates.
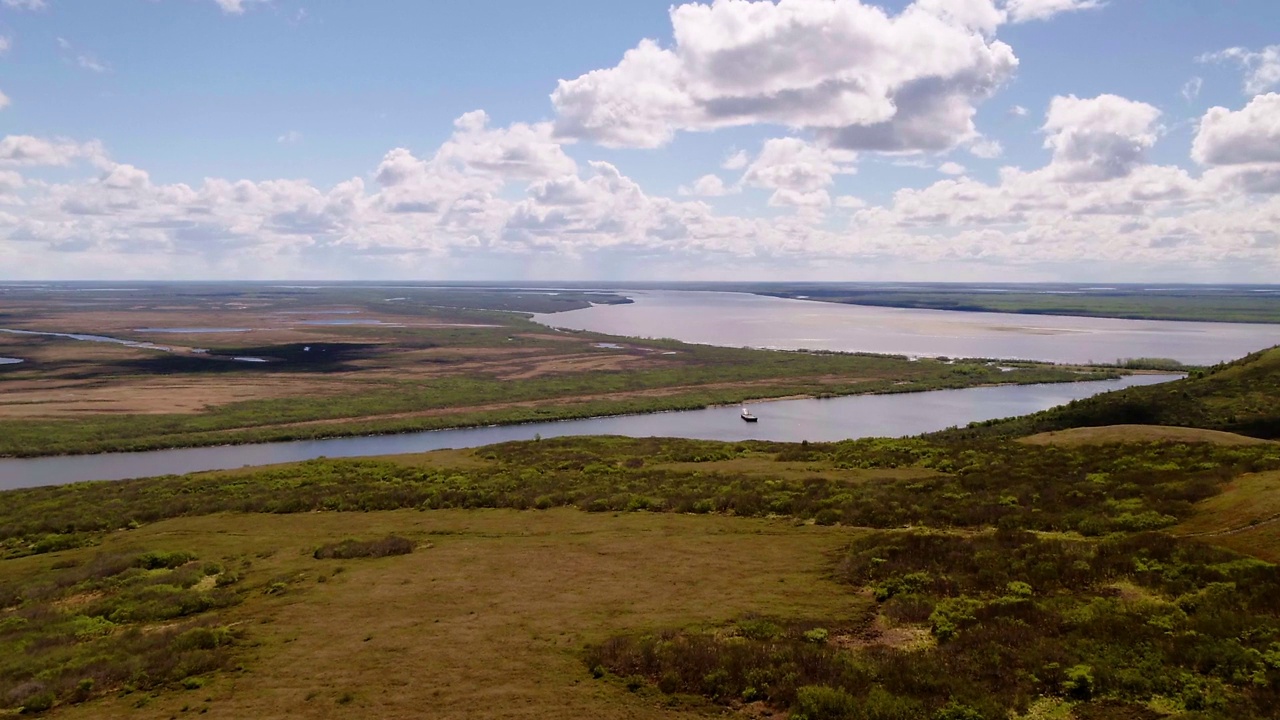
[952,346,1280,440]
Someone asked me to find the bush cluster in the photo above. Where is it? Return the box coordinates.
[4,435,1278,560]
[312,535,414,560]
[590,529,1280,719]
[0,549,244,713]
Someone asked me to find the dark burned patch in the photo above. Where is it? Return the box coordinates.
[116,343,382,374]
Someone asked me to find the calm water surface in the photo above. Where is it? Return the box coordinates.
[535,291,1280,365]
[134,328,252,334]
[0,375,1173,490]
[0,327,171,352]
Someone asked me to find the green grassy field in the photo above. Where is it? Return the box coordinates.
[6,347,1280,719]
[1,510,864,720]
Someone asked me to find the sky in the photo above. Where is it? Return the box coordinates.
[1,0,1279,282]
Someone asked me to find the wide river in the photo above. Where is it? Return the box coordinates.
[534,291,1280,365]
[0,375,1172,490]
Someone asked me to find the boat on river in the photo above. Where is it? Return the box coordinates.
[741,405,758,422]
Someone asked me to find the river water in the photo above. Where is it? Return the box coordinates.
[534,291,1280,366]
[0,374,1173,490]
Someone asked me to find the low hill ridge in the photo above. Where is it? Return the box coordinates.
[949,345,1280,440]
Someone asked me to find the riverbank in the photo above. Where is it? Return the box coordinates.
[0,366,1116,459]
[0,375,1174,488]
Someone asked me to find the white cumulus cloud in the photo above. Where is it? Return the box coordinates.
[1003,0,1102,23]
[212,0,268,14]
[679,174,735,197]
[742,137,856,209]
[0,170,23,193]
[0,136,106,167]
[1042,94,1162,182]
[1192,94,1280,166]
[1200,45,1280,95]
[552,0,1018,153]
[1192,94,1280,195]
[722,150,749,171]
[4,94,1280,280]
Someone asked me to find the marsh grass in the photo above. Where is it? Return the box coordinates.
[0,345,1111,457]
[0,549,244,713]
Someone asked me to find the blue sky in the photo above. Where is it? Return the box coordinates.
[1,0,1279,280]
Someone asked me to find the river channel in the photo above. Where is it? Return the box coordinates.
[0,374,1173,490]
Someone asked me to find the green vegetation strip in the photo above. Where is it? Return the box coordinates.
[7,434,1280,555]
[0,354,1109,457]
[761,288,1280,324]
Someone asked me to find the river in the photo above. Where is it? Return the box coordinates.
[534,291,1280,366]
[0,374,1173,490]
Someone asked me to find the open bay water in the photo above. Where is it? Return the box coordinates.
[534,291,1280,366]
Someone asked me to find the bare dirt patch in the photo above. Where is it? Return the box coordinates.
[832,614,933,652]
[54,591,104,610]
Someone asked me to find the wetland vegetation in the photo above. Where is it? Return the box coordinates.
[4,284,1280,719]
[746,283,1280,324]
[0,283,1115,457]
[1,346,1279,717]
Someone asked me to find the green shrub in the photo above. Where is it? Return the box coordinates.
[739,618,784,641]
[929,598,984,642]
[792,685,857,720]
[802,628,829,644]
[934,702,984,720]
[18,691,54,714]
[859,687,925,720]
[1063,665,1094,701]
[136,551,197,570]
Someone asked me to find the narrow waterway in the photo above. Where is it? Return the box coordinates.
[0,374,1174,490]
